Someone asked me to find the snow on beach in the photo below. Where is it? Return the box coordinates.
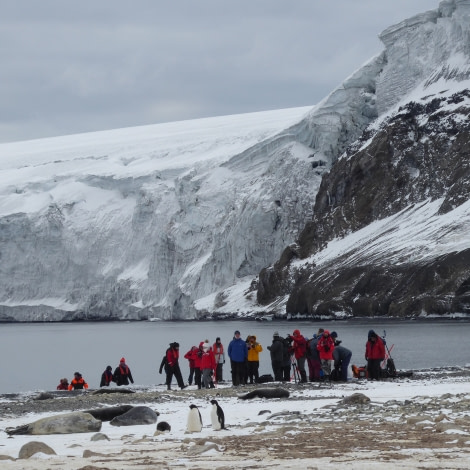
[1,370,469,469]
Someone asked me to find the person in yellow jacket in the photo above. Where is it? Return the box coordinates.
[246,335,263,384]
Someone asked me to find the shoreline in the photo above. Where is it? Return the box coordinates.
[1,315,470,324]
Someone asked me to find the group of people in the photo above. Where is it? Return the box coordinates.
[226,331,264,386]
[267,328,386,382]
[56,328,386,391]
[56,357,134,391]
[159,333,263,390]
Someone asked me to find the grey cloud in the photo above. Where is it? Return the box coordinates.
[0,0,438,143]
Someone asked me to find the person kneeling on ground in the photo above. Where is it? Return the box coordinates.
[331,331,352,382]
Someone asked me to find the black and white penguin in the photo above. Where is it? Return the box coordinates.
[186,404,203,432]
[210,399,225,430]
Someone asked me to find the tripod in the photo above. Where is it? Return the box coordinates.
[290,355,301,383]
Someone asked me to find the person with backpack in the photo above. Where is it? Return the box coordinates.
[113,357,134,386]
[317,330,335,380]
[100,365,114,387]
[289,329,308,383]
[281,334,292,381]
[365,330,385,380]
[267,331,284,381]
[307,328,323,381]
[331,332,352,382]
[163,342,186,390]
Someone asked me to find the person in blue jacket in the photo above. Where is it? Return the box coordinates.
[228,330,248,386]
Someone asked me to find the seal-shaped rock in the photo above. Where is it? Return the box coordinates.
[18,441,56,459]
[109,406,159,426]
[6,412,102,435]
[83,405,134,421]
[339,393,370,406]
[237,387,290,400]
[156,421,171,432]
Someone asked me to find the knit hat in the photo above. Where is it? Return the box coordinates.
[273,331,279,337]
[330,331,338,338]
[368,329,376,339]
[323,330,330,335]
[106,365,112,371]
[234,330,241,335]
[120,357,126,363]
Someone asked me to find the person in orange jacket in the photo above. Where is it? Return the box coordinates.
[68,372,89,390]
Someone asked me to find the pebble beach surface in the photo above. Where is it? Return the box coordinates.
[0,367,469,469]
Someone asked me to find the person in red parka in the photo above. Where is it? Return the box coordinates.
[165,342,186,390]
[290,329,308,383]
[317,330,335,380]
[192,342,204,389]
[201,342,217,389]
[56,378,69,390]
[365,330,385,380]
[184,346,198,385]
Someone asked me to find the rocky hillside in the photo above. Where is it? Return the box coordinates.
[257,88,470,317]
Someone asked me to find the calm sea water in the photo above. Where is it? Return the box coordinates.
[1,319,469,394]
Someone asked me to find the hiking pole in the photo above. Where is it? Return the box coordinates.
[290,355,300,383]
[381,329,396,376]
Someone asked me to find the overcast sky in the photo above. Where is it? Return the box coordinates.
[0,0,439,144]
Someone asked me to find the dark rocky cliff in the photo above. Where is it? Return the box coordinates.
[257,90,470,317]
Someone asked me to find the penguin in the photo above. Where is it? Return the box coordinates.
[186,404,203,432]
[210,399,225,430]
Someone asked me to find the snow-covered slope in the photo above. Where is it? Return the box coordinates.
[2,0,470,321]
